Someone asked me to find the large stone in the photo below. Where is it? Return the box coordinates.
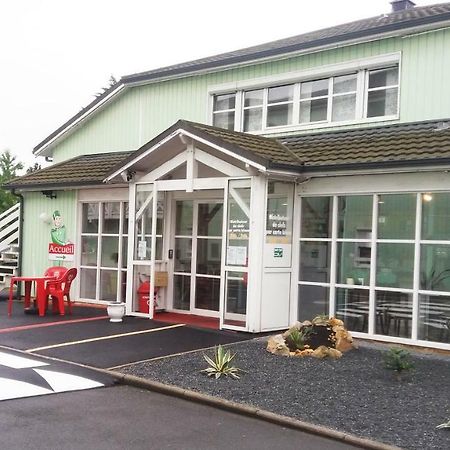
[266,334,290,357]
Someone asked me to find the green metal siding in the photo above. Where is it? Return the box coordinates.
[22,191,77,276]
[52,29,450,163]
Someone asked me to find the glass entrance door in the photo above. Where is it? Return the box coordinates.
[173,199,223,316]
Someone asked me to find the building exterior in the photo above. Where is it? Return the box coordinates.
[6,1,450,349]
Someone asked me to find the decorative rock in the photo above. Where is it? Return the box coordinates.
[266,334,290,356]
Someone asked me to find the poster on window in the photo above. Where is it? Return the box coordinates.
[48,210,74,261]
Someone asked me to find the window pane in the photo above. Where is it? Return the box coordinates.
[224,271,247,327]
[301,197,332,238]
[243,108,263,132]
[102,203,120,234]
[101,236,119,267]
[80,268,96,299]
[421,193,450,240]
[213,111,235,130]
[175,201,193,235]
[300,79,328,99]
[82,203,99,233]
[173,275,190,310]
[333,74,357,94]
[81,236,98,266]
[418,294,450,343]
[123,202,129,234]
[337,242,370,286]
[338,196,373,239]
[213,93,235,111]
[335,287,369,333]
[368,67,399,89]
[420,244,450,292]
[99,270,118,302]
[195,277,220,311]
[300,98,328,123]
[122,237,128,269]
[268,85,294,103]
[367,87,398,117]
[267,104,293,127]
[377,243,414,289]
[298,285,329,321]
[244,89,263,107]
[300,242,331,283]
[266,181,294,245]
[378,194,416,240]
[375,291,413,338]
[196,239,222,275]
[175,238,192,273]
[197,203,223,237]
[332,94,356,121]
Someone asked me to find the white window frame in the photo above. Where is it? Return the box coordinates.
[208,53,401,135]
[297,191,450,351]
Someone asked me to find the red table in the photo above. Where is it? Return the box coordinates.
[8,276,56,317]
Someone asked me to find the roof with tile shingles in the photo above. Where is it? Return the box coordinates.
[4,151,133,189]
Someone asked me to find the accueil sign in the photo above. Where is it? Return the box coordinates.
[48,210,74,261]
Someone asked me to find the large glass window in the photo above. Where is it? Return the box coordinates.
[299,192,450,347]
[80,201,128,302]
[213,64,399,132]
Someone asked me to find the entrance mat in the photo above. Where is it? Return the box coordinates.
[0,317,166,351]
[154,312,219,329]
[0,301,107,329]
[34,326,252,369]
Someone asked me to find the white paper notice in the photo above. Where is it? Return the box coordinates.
[227,246,247,266]
[138,240,147,258]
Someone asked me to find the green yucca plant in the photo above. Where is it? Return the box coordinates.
[201,345,241,379]
[436,418,450,430]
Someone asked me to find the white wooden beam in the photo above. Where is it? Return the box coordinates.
[195,149,247,176]
[139,151,188,183]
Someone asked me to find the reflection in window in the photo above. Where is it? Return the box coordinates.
[300,242,331,283]
[375,291,413,338]
[420,244,450,292]
[298,285,329,322]
[378,194,416,240]
[335,287,369,333]
[367,67,399,118]
[418,294,450,343]
[377,243,414,289]
[337,242,370,286]
[301,197,332,238]
[213,93,235,130]
[421,193,450,240]
[338,196,372,239]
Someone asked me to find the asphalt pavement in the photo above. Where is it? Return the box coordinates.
[0,384,364,450]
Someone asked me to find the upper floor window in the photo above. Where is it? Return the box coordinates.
[212,65,399,133]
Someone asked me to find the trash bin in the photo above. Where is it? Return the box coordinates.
[137,281,158,313]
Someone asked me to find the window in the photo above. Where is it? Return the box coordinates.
[212,64,399,133]
[298,192,450,346]
[212,93,235,130]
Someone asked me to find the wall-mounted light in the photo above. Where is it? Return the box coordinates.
[39,212,51,224]
[423,193,433,202]
[42,190,57,199]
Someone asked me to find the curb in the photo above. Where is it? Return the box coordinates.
[101,368,401,450]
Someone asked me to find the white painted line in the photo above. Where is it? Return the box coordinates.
[0,351,49,369]
[0,377,53,400]
[33,368,104,392]
[26,323,186,353]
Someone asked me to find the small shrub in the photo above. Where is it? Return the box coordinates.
[285,327,313,351]
[201,345,241,379]
[436,418,450,430]
[383,347,414,376]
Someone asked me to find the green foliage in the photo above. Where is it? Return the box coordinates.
[383,347,414,373]
[436,418,450,430]
[201,345,241,379]
[26,162,41,174]
[0,149,24,213]
[285,327,313,351]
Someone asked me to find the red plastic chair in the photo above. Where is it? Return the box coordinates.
[45,268,77,315]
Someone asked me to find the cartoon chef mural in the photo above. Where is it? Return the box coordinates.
[48,210,74,261]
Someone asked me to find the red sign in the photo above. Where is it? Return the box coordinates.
[48,243,74,261]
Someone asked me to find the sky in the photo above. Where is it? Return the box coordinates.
[0,0,440,169]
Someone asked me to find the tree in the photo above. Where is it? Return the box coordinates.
[26,162,41,174]
[0,149,24,213]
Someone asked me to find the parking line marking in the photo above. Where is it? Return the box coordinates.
[0,316,109,334]
[26,323,186,353]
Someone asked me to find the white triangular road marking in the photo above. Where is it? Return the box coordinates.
[33,368,104,393]
[0,351,49,369]
[0,377,53,400]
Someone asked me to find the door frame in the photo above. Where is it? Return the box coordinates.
[169,193,224,318]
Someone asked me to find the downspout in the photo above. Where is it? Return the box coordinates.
[11,189,24,278]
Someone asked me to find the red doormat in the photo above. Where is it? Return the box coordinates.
[153,312,219,330]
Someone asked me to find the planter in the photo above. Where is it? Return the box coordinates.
[107,302,125,323]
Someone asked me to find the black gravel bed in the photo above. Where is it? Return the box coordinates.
[119,339,450,450]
